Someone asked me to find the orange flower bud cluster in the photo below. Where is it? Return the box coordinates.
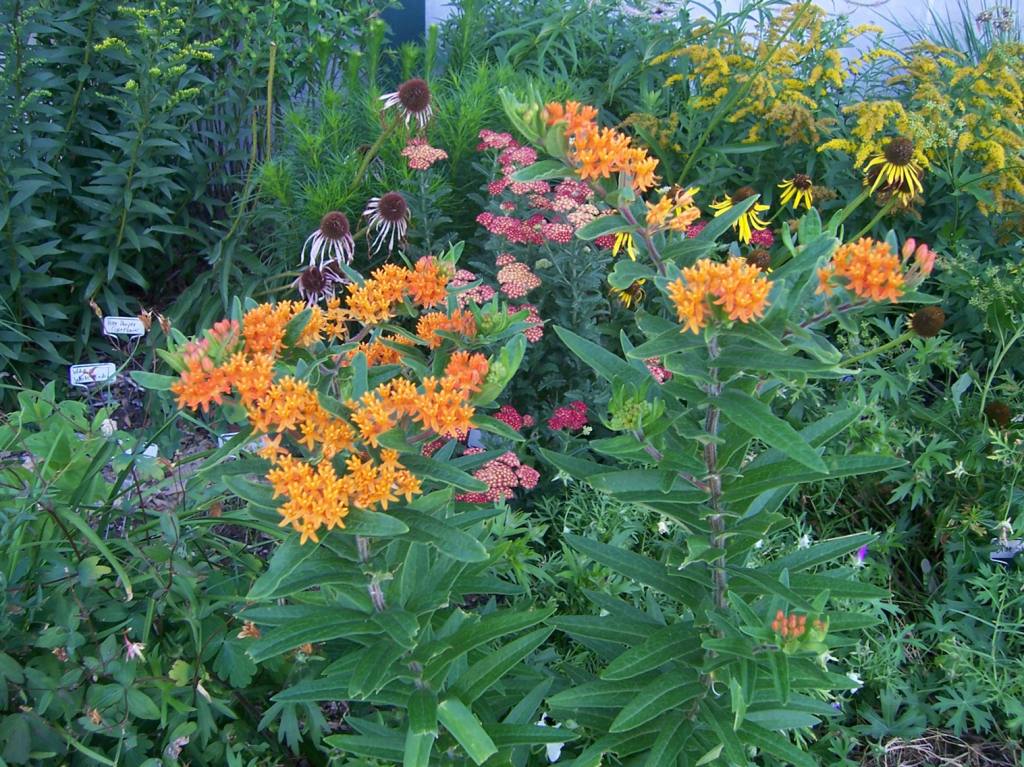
[771,610,828,641]
[445,350,490,392]
[665,256,773,334]
[544,101,659,192]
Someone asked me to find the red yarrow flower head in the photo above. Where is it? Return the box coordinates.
[548,401,588,431]
[478,129,518,151]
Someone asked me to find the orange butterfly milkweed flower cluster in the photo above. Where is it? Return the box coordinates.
[170,295,483,545]
[816,237,936,303]
[346,258,451,324]
[544,101,660,193]
[666,257,773,334]
[416,309,477,349]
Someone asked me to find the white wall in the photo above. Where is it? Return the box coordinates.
[424,0,1013,45]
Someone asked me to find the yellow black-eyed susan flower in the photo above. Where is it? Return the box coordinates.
[610,280,646,309]
[709,187,770,244]
[778,174,814,211]
[864,136,928,205]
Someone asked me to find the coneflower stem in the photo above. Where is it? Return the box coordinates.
[841,330,914,366]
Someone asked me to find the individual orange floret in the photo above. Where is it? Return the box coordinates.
[666,257,772,334]
[407,257,451,308]
[416,309,477,349]
[817,238,905,303]
[445,350,489,392]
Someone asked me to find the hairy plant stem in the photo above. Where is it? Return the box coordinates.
[619,205,665,276]
[357,535,387,612]
[704,337,728,617]
[841,330,915,367]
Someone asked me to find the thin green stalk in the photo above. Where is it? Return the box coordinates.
[265,42,276,161]
[852,197,898,240]
[841,330,914,367]
[978,322,1024,419]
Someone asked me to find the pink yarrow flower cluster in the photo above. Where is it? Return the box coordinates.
[514,304,544,343]
[645,357,672,383]
[548,401,588,431]
[496,254,541,298]
[401,138,448,170]
[476,130,600,247]
[449,268,496,308]
[494,404,535,430]
[456,450,540,503]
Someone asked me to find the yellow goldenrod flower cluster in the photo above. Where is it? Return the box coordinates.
[655,5,879,144]
[819,40,1024,212]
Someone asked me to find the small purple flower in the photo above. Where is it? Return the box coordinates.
[855,545,869,566]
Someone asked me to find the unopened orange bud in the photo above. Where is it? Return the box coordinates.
[776,610,785,620]
[772,620,780,631]
[781,625,789,636]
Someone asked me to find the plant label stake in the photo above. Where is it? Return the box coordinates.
[102,316,146,337]
[70,363,117,387]
[990,538,1024,565]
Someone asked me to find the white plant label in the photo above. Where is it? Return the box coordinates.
[70,363,117,387]
[990,538,1024,563]
[102,316,146,337]
[217,432,261,454]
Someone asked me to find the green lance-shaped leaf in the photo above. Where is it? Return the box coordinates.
[739,721,818,767]
[249,610,376,663]
[510,159,575,182]
[281,307,312,348]
[400,453,488,492]
[602,622,702,680]
[482,723,580,747]
[436,698,498,765]
[387,508,488,562]
[408,687,439,736]
[448,627,553,703]
[713,389,827,473]
[129,370,177,390]
[403,731,434,767]
[574,213,633,240]
[610,677,705,732]
[547,676,659,710]
[553,326,649,388]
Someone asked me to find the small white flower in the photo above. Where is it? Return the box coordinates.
[124,638,145,662]
[797,534,813,550]
[535,716,564,763]
[196,681,211,702]
[658,520,669,535]
[846,671,863,690]
[100,418,117,437]
[946,461,968,480]
[754,539,764,550]
[581,425,593,436]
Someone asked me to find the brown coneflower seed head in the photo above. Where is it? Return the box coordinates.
[378,191,408,223]
[747,249,772,271]
[299,266,328,295]
[793,174,812,190]
[398,78,431,114]
[984,401,1012,428]
[320,211,351,240]
[884,137,915,166]
[911,306,945,337]
[732,186,757,203]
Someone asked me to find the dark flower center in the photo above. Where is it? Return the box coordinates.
[299,266,327,294]
[320,211,351,240]
[378,191,408,223]
[793,174,812,190]
[884,137,915,166]
[911,306,945,338]
[746,249,772,271]
[398,78,431,114]
[984,401,1012,428]
[731,186,757,204]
